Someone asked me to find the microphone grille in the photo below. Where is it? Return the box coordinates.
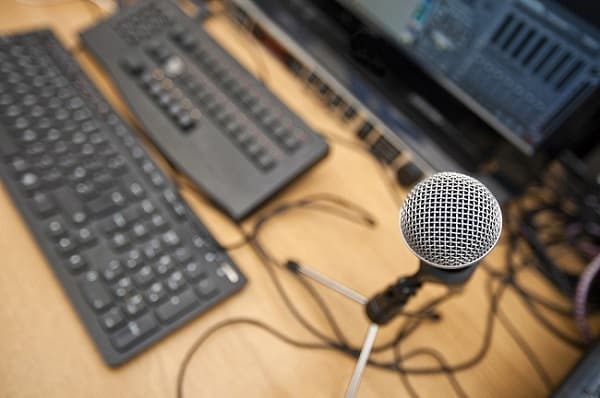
[399,172,502,269]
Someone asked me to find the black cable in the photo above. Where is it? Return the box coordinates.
[510,281,573,317]
[172,193,516,397]
[487,280,554,391]
[516,292,586,350]
[371,291,454,353]
[319,131,404,207]
[176,318,332,398]
[250,236,349,346]
[243,195,378,346]
[395,346,469,398]
[294,274,351,345]
[482,249,575,318]
[393,345,421,398]
[484,219,587,350]
[387,281,508,375]
[232,194,508,377]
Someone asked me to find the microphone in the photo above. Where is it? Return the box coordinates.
[400,171,503,271]
[278,172,503,397]
[367,172,503,324]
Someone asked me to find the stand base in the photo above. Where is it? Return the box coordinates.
[345,324,379,398]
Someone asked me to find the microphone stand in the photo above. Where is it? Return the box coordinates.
[285,260,477,398]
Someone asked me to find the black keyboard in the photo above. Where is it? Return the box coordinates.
[0,30,246,366]
[81,0,329,221]
[553,340,600,398]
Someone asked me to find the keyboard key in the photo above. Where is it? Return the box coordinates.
[124,293,146,316]
[101,259,124,282]
[143,238,163,259]
[196,277,219,298]
[150,214,168,230]
[20,172,40,192]
[31,192,57,217]
[9,155,29,173]
[54,187,87,222]
[76,227,96,246]
[110,232,131,251]
[256,153,276,171]
[183,261,205,281]
[124,248,144,270]
[173,247,192,263]
[133,265,155,287]
[46,219,66,238]
[122,54,146,76]
[146,281,167,304]
[112,212,128,229]
[161,230,181,247]
[80,271,113,312]
[56,236,77,256]
[245,142,264,158]
[127,181,145,197]
[166,271,186,292]
[75,182,95,199]
[153,254,174,275]
[0,134,19,158]
[100,307,125,331]
[66,253,87,273]
[155,288,198,323]
[87,194,118,216]
[110,313,158,351]
[132,222,149,240]
[170,202,187,220]
[140,199,155,215]
[283,135,300,151]
[113,276,134,298]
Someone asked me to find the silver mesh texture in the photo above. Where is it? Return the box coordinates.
[399,172,502,269]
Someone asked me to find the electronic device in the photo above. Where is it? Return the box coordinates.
[552,340,600,398]
[80,0,329,221]
[226,0,600,199]
[0,29,246,366]
[333,0,600,154]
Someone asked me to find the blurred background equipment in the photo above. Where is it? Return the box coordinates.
[225,0,600,201]
[81,0,329,220]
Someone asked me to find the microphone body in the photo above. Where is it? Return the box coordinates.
[366,172,502,325]
[346,172,502,398]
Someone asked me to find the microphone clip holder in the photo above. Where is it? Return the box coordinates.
[366,276,422,325]
[365,261,477,326]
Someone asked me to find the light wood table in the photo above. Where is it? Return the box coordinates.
[0,1,584,397]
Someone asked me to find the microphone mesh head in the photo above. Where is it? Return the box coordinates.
[399,172,502,269]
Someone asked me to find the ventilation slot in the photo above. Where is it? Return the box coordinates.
[555,60,584,91]
[512,28,536,59]
[523,36,547,66]
[533,44,559,74]
[502,21,525,51]
[491,14,514,44]
[544,51,572,82]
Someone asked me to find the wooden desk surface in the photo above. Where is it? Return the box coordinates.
[0,1,584,397]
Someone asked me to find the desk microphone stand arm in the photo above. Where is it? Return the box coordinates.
[345,276,422,398]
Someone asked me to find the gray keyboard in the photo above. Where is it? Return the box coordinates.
[0,29,246,366]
